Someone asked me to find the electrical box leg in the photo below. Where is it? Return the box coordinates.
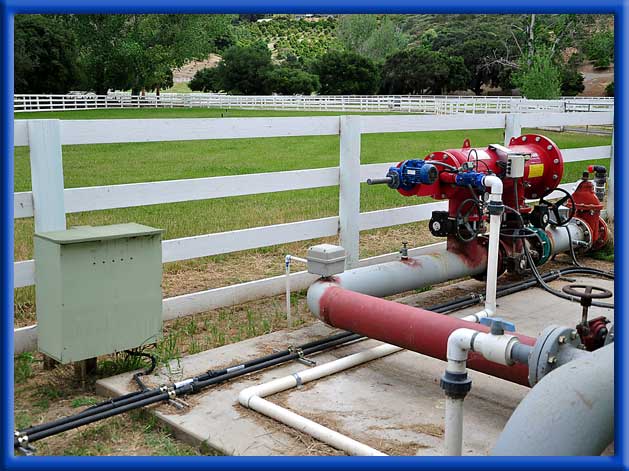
[73,357,98,387]
[42,355,60,371]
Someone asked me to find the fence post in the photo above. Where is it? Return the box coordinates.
[608,128,614,224]
[339,115,362,268]
[28,120,66,233]
[504,113,522,146]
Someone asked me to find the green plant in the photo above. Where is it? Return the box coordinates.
[14,352,35,383]
[513,48,562,99]
[584,30,614,68]
[71,397,98,408]
[605,82,614,97]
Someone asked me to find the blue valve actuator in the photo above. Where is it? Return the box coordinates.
[480,317,516,335]
[455,171,486,190]
[386,160,438,190]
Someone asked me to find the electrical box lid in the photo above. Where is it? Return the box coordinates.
[307,244,346,263]
[34,223,163,245]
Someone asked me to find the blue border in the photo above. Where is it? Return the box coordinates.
[1,1,626,470]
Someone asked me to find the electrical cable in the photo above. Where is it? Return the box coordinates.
[125,350,158,391]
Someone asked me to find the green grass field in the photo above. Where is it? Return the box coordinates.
[12,107,613,456]
[13,108,611,262]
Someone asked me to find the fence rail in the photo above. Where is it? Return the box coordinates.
[14,93,615,115]
[12,111,614,354]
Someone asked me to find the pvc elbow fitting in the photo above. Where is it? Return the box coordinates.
[483,175,503,196]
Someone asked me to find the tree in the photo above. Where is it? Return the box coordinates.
[214,43,273,94]
[262,67,320,95]
[68,15,235,94]
[14,15,80,93]
[379,47,470,94]
[513,48,562,99]
[337,15,408,63]
[605,81,614,97]
[447,38,507,95]
[584,30,614,68]
[312,50,379,95]
[559,55,585,96]
[189,67,221,92]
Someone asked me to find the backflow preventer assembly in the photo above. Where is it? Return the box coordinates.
[301,134,614,455]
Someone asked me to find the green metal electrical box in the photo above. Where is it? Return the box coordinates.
[34,223,164,363]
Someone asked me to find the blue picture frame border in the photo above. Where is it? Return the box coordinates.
[1,1,626,470]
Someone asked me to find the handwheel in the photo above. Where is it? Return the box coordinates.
[561,283,613,307]
[456,198,483,242]
[538,188,576,227]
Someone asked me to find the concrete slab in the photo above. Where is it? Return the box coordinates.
[96,275,614,456]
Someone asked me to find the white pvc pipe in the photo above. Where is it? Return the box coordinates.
[443,327,520,456]
[239,343,401,456]
[478,175,504,319]
[445,396,465,456]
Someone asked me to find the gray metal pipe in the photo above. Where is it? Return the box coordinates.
[492,343,614,456]
[308,219,589,318]
[546,221,589,253]
[307,245,485,317]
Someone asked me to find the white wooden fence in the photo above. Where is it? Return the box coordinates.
[12,111,614,354]
[14,93,614,115]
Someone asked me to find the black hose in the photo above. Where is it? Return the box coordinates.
[126,350,158,391]
[17,331,359,439]
[16,333,364,447]
[523,243,614,309]
[16,263,614,447]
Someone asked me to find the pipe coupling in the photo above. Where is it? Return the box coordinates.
[440,371,472,399]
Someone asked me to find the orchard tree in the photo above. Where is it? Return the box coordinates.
[337,15,409,63]
[14,15,80,93]
[312,50,379,95]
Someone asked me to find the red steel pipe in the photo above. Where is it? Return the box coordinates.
[318,286,535,386]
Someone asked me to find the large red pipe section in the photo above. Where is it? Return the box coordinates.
[317,285,535,386]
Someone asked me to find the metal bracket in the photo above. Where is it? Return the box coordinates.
[288,346,316,367]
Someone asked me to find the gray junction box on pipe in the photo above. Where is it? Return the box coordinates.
[306,244,346,277]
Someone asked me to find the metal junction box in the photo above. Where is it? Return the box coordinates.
[34,223,164,363]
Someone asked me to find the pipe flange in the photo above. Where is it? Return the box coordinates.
[528,325,582,386]
[572,218,593,252]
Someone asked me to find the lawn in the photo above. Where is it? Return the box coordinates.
[12,107,613,456]
[13,107,611,263]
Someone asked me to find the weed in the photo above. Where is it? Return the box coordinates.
[14,352,35,383]
[72,397,98,408]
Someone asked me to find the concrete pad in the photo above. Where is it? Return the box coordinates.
[96,275,614,456]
